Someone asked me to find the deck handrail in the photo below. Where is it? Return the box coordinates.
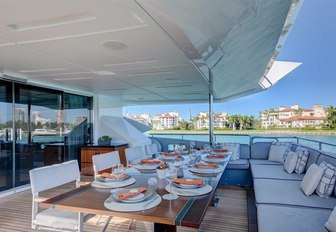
[148,133,336,153]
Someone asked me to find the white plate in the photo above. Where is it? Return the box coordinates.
[104,193,161,212]
[202,156,229,163]
[112,188,153,203]
[165,184,213,196]
[96,174,131,182]
[91,177,136,189]
[172,178,205,189]
[135,164,159,170]
[189,166,224,174]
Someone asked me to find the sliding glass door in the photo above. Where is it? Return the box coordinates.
[0,81,13,191]
[14,85,62,186]
[0,80,92,190]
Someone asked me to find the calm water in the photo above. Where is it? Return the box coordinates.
[148,133,336,153]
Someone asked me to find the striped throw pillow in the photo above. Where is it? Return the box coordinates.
[316,161,336,198]
[294,148,309,174]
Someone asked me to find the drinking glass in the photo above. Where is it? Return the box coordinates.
[189,151,197,166]
[189,141,195,149]
[112,164,124,181]
[162,166,178,200]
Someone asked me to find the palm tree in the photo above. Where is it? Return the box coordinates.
[325,106,336,128]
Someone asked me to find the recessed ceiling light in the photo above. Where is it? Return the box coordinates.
[93,71,116,76]
[102,40,127,50]
[54,77,94,81]
[155,84,192,88]
[7,12,96,31]
[128,71,173,76]
[103,60,157,67]
[20,68,66,73]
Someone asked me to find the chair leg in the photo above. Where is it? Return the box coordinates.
[128,219,136,230]
[101,216,112,232]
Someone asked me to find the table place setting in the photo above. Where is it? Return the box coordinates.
[164,178,213,196]
[189,162,225,174]
[202,152,231,163]
[134,159,161,173]
[91,172,136,188]
[104,186,162,212]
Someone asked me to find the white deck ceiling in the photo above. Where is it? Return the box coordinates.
[0,0,301,105]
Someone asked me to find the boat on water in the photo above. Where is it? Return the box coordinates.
[32,128,58,136]
[1,1,335,232]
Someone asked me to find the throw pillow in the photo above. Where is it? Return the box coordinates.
[325,206,336,232]
[316,161,336,198]
[294,148,310,174]
[300,163,324,196]
[268,144,290,163]
[284,151,298,174]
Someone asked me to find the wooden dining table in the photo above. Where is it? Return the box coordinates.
[41,154,230,232]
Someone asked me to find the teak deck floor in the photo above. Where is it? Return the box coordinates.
[0,185,247,232]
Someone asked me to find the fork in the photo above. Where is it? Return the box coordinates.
[143,195,159,208]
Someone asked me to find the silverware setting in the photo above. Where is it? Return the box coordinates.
[143,195,160,208]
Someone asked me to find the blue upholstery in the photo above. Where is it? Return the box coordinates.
[258,204,331,232]
[251,164,304,181]
[250,142,271,159]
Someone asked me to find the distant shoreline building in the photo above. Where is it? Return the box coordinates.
[152,112,180,130]
[194,112,228,130]
[260,104,326,128]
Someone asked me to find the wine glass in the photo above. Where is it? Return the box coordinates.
[162,166,178,200]
[189,141,195,149]
[112,164,124,181]
[189,151,197,166]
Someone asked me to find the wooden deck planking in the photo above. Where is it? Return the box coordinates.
[0,185,247,232]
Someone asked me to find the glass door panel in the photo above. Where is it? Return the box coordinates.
[0,81,13,191]
[14,85,62,187]
[63,94,92,161]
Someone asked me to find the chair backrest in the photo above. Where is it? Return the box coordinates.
[125,146,146,164]
[92,151,120,177]
[30,160,80,195]
[145,143,158,157]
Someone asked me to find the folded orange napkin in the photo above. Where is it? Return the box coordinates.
[100,172,127,180]
[118,187,147,200]
[207,154,225,159]
[173,178,204,186]
[141,159,161,164]
[163,152,178,157]
[195,163,218,168]
[214,148,228,152]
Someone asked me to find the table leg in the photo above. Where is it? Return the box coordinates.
[154,223,176,232]
[78,212,83,232]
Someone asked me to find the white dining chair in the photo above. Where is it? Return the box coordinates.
[125,146,147,165]
[29,160,87,232]
[145,143,158,158]
[92,151,122,231]
[92,151,121,179]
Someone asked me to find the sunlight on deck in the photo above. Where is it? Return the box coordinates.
[0,185,247,232]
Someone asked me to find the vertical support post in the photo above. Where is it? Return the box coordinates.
[209,71,214,146]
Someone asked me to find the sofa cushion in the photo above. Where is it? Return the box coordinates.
[316,161,336,198]
[325,206,336,232]
[258,204,331,232]
[268,143,290,163]
[295,148,310,174]
[251,142,271,159]
[251,164,304,181]
[249,159,282,166]
[254,179,336,209]
[284,151,299,174]
[300,164,324,196]
[226,159,249,170]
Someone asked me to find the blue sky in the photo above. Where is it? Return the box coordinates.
[125,0,336,120]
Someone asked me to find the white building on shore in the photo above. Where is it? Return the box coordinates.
[152,112,180,130]
[194,112,228,129]
[260,104,326,128]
